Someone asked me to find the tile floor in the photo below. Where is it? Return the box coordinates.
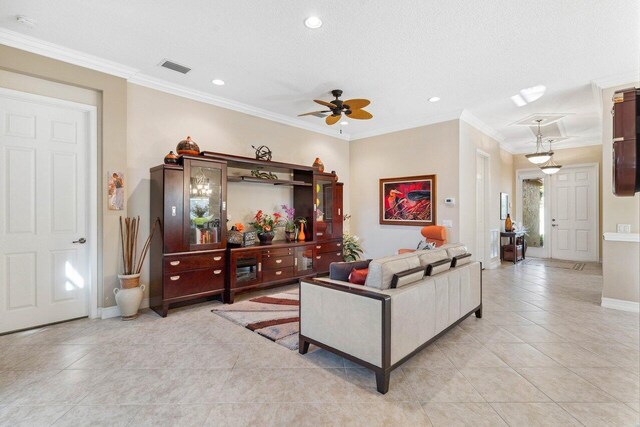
[0,260,638,426]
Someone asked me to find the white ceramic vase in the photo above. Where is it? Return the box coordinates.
[113,284,145,320]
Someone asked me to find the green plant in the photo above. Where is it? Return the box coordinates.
[343,233,364,262]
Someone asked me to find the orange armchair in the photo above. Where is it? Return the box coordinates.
[398,225,447,254]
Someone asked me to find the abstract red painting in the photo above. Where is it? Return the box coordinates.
[379,175,437,226]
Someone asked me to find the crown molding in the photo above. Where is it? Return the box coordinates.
[0,27,350,141]
[591,70,640,89]
[128,74,350,140]
[349,110,463,141]
[459,110,506,143]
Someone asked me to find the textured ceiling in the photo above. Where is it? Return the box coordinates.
[0,0,638,148]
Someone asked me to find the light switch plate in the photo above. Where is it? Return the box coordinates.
[617,223,631,233]
[442,219,453,228]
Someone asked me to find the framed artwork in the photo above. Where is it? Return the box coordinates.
[380,174,437,226]
[108,171,125,211]
[500,192,509,220]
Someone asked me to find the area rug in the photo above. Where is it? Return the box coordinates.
[211,289,300,350]
[523,258,602,274]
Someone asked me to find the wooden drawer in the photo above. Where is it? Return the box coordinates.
[315,251,343,273]
[262,247,293,257]
[263,254,294,270]
[315,240,343,254]
[262,266,294,282]
[164,268,224,299]
[164,252,225,274]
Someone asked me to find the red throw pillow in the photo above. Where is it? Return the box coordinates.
[348,268,368,285]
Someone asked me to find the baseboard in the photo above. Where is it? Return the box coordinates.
[101,298,150,319]
[601,297,640,313]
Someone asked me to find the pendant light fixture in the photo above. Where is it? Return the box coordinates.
[525,119,553,164]
[540,139,562,175]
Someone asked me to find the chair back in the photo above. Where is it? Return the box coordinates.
[421,225,447,247]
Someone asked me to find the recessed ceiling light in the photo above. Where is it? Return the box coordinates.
[428,96,441,103]
[211,79,225,86]
[340,121,349,126]
[16,15,36,27]
[304,16,323,29]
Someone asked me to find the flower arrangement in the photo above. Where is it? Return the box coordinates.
[281,204,296,232]
[249,210,282,234]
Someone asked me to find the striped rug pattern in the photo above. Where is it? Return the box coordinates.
[211,289,300,350]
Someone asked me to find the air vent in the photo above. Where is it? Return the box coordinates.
[159,59,191,74]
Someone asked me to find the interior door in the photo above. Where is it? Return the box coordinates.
[475,153,487,264]
[550,165,598,261]
[0,90,90,333]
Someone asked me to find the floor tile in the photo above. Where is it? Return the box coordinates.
[531,342,618,367]
[421,402,507,426]
[0,404,72,427]
[486,343,560,367]
[52,404,140,426]
[128,404,212,427]
[459,367,549,402]
[438,342,509,368]
[402,368,485,403]
[204,403,279,426]
[491,402,582,426]
[516,367,617,402]
[560,402,640,426]
[570,367,640,403]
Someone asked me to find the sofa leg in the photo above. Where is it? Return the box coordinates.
[475,305,483,319]
[375,369,390,394]
[299,337,310,354]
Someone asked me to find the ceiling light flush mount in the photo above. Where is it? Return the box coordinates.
[428,97,441,103]
[540,139,562,175]
[304,16,323,29]
[525,119,553,164]
[211,79,225,86]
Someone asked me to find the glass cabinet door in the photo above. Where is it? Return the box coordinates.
[294,245,314,276]
[185,160,226,249]
[315,177,334,240]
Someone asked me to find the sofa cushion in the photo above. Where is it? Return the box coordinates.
[390,266,425,289]
[329,259,372,281]
[348,268,368,285]
[416,248,449,267]
[445,244,468,258]
[451,253,472,267]
[365,252,421,290]
[426,258,452,276]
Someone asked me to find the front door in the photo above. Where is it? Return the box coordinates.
[0,89,92,333]
[550,165,598,262]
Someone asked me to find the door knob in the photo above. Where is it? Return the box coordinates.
[73,238,87,244]
[551,224,558,227]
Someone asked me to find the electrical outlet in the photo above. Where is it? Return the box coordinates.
[442,219,453,228]
[617,224,631,233]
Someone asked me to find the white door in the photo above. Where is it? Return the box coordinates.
[550,165,598,262]
[0,90,91,333]
[475,153,487,264]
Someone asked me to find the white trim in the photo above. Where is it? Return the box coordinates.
[0,87,99,321]
[460,110,506,144]
[101,298,150,319]
[591,71,640,90]
[603,232,640,243]
[348,110,463,140]
[601,297,640,313]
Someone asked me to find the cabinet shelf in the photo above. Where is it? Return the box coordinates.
[227,175,312,187]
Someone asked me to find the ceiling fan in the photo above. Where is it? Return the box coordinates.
[298,89,372,125]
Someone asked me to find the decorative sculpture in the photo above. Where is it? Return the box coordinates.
[251,145,272,161]
[250,167,278,180]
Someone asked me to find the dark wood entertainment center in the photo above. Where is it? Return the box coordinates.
[149,151,343,316]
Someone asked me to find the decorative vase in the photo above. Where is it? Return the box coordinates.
[285,230,296,243]
[176,136,200,156]
[505,214,512,232]
[258,232,275,245]
[118,273,141,289]
[164,150,178,164]
[297,223,306,241]
[113,284,145,320]
[312,157,325,173]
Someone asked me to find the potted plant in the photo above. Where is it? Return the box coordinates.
[249,210,282,245]
[115,216,159,320]
[281,204,296,242]
[342,214,364,261]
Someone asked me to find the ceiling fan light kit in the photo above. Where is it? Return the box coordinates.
[299,89,373,126]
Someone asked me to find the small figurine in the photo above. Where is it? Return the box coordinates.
[251,145,272,161]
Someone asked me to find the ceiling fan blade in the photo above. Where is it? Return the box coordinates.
[298,110,330,117]
[346,109,373,120]
[325,114,342,125]
[314,99,339,109]
[344,99,370,109]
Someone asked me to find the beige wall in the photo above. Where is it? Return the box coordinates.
[349,120,460,258]
[127,83,350,301]
[513,144,603,256]
[601,83,640,304]
[0,45,127,309]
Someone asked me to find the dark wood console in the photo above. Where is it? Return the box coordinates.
[150,151,344,315]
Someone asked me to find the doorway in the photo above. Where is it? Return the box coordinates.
[0,88,97,334]
[516,164,599,262]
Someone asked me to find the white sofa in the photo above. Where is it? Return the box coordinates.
[299,244,482,393]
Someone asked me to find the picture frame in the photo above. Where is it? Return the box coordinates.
[500,192,509,220]
[107,171,125,211]
[379,174,437,226]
